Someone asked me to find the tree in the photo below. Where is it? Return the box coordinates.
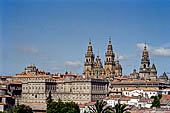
[151,96,160,108]
[13,104,33,113]
[88,100,113,113]
[112,101,130,113]
[46,91,53,106]
[158,94,162,99]
[47,100,80,113]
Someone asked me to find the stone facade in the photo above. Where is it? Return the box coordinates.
[139,44,157,80]
[83,39,122,79]
[21,75,109,105]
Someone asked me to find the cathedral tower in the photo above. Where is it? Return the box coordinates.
[139,43,151,80]
[150,63,157,80]
[104,39,115,78]
[115,56,122,76]
[93,55,105,79]
[84,40,95,78]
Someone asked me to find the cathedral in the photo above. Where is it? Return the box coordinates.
[139,44,157,80]
[83,39,122,79]
[130,43,157,81]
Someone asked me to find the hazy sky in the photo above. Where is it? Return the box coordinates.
[1,0,170,77]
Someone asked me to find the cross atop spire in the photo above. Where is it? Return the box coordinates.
[109,36,111,44]
[107,36,113,51]
[87,38,93,52]
[144,41,147,50]
[117,56,119,64]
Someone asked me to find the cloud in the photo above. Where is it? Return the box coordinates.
[151,47,170,56]
[136,43,170,56]
[136,43,150,50]
[64,61,82,68]
[18,47,39,55]
[119,55,126,60]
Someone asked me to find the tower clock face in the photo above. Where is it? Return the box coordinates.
[143,68,146,71]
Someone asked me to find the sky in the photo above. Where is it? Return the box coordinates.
[1,0,170,77]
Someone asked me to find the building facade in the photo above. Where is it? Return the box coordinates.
[83,39,122,79]
[139,44,157,80]
[21,77,109,105]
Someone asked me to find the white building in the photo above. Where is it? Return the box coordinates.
[104,95,153,108]
[123,88,158,98]
[159,88,170,95]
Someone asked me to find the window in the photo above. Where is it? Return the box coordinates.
[144,64,146,68]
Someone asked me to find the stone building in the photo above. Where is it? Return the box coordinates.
[109,79,170,95]
[0,95,15,112]
[24,65,50,75]
[83,39,122,79]
[21,76,109,105]
[139,44,157,80]
[159,72,168,83]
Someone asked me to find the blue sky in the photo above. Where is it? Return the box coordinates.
[1,0,170,77]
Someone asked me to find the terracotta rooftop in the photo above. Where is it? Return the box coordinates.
[12,73,50,78]
[0,81,22,84]
[78,104,85,108]
[123,88,159,92]
[0,102,7,105]
[65,73,76,76]
[20,102,46,105]
[0,95,12,98]
[112,79,159,84]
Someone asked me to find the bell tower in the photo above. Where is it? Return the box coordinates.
[84,39,95,78]
[139,43,150,80]
[104,38,115,78]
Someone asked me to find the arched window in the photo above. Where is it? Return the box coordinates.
[144,64,146,68]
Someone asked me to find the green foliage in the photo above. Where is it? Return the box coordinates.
[13,104,33,113]
[158,94,162,99]
[47,100,80,113]
[4,108,14,113]
[46,91,53,106]
[112,101,130,113]
[0,112,5,113]
[88,100,113,113]
[151,96,160,108]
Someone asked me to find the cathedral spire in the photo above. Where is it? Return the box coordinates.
[144,42,147,50]
[84,39,95,78]
[116,56,119,64]
[139,42,151,80]
[107,37,113,51]
[87,39,93,52]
